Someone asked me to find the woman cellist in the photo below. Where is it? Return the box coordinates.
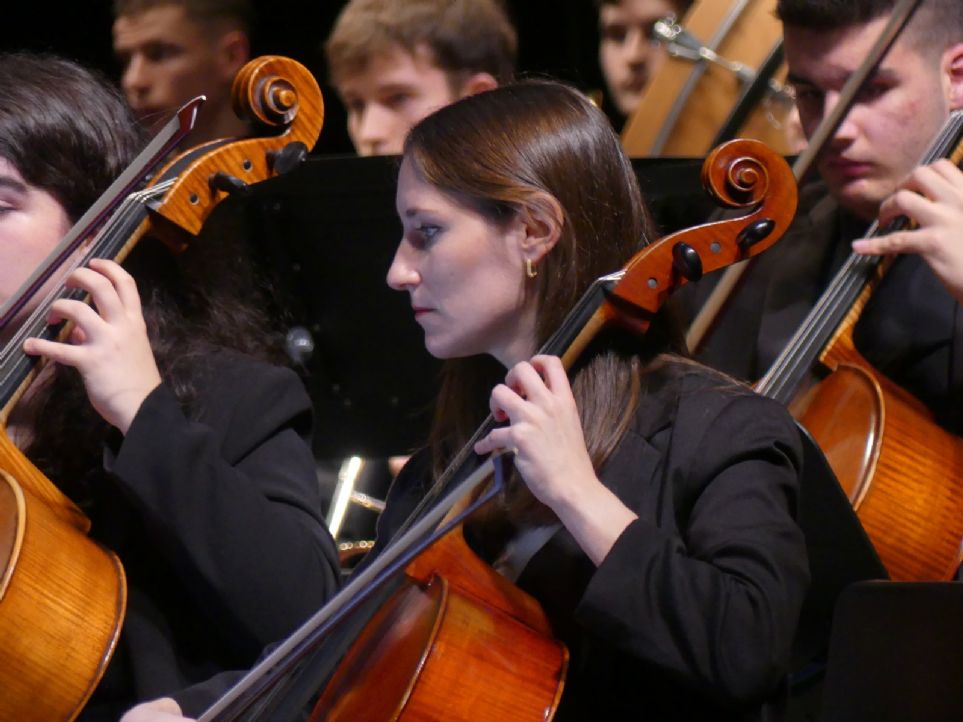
[0,52,340,719]
[125,80,809,721]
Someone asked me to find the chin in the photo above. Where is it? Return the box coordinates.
[828,181,884,223]
[423,337,456,360]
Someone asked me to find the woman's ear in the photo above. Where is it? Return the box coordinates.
[518,192,564,265]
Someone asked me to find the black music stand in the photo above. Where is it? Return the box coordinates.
[207,154,441,460]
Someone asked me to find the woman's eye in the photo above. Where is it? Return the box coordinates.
[417,224,441,241]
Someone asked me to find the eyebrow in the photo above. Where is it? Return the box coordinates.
[0,175,28,194]
[787,66,897,88]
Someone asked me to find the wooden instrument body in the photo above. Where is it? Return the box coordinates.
[312,527,568,721]
[792,274,963,581]
[0,432,125,722]
[621,0,792,157]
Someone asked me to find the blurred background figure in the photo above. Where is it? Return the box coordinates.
[596,0,692,120]
[324,0,517,156]
[112,0,253,145]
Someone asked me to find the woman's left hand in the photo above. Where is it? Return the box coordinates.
[23,258,161,435]
[474,355,595,509]
[474,355,637,564]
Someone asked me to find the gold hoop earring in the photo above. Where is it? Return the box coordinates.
[525,258,538,279]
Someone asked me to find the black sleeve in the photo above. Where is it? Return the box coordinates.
[107,356,341,650]
[171,448,436,717]
[577,392,809,703]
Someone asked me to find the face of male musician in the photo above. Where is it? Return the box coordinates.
[113,3,248,144]
[598,0,682,117]
[336,43,497,157]
[784,14,963,221]
[0,157,70,335]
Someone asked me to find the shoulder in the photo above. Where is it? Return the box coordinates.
[184,350,312,440]
[190,350,307,403]
[638,359,801,465]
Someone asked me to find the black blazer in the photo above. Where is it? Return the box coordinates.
[172,364,808,721]
[79,352,340,720]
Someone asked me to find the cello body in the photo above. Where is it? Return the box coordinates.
[312,528,568,721]
[621,0,793,157]
[793,282,963,581]
[0,433,125,722]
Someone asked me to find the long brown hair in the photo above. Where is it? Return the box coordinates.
[403,81,682,497]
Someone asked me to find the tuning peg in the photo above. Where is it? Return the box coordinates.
[209,171,249,195]
[269,141,309,175]
[672,241,703,281]
[737,218,775,251]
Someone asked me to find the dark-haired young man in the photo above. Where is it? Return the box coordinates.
[693,0,963,437]
[112,0,253,146]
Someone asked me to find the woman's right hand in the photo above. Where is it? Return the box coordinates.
[120,698,193,722]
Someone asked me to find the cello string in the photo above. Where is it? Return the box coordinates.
[756,110,963,403]
[0,184,175,416]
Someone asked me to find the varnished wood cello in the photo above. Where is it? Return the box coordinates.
[0,55,324,721]
[196,137,799,722]
[756,111,963,581]
[621,0,795,157]
[681,0,962,581]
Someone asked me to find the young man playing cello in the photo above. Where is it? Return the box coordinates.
[690,0,963,437]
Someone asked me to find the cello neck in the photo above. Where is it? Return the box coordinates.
[0,182,172,417]
[0,101,202,423]
[755,109,963,404]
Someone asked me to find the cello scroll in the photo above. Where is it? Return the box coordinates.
[148,55,324,248]
[595,138,796,348]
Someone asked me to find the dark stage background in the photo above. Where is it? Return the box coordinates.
[2,1,610,155]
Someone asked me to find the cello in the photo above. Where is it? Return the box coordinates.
[684,0,962,581]
[0,55,323,721]
[196,137,798,721]
[620,0,795,157]
[755,111,963,581]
